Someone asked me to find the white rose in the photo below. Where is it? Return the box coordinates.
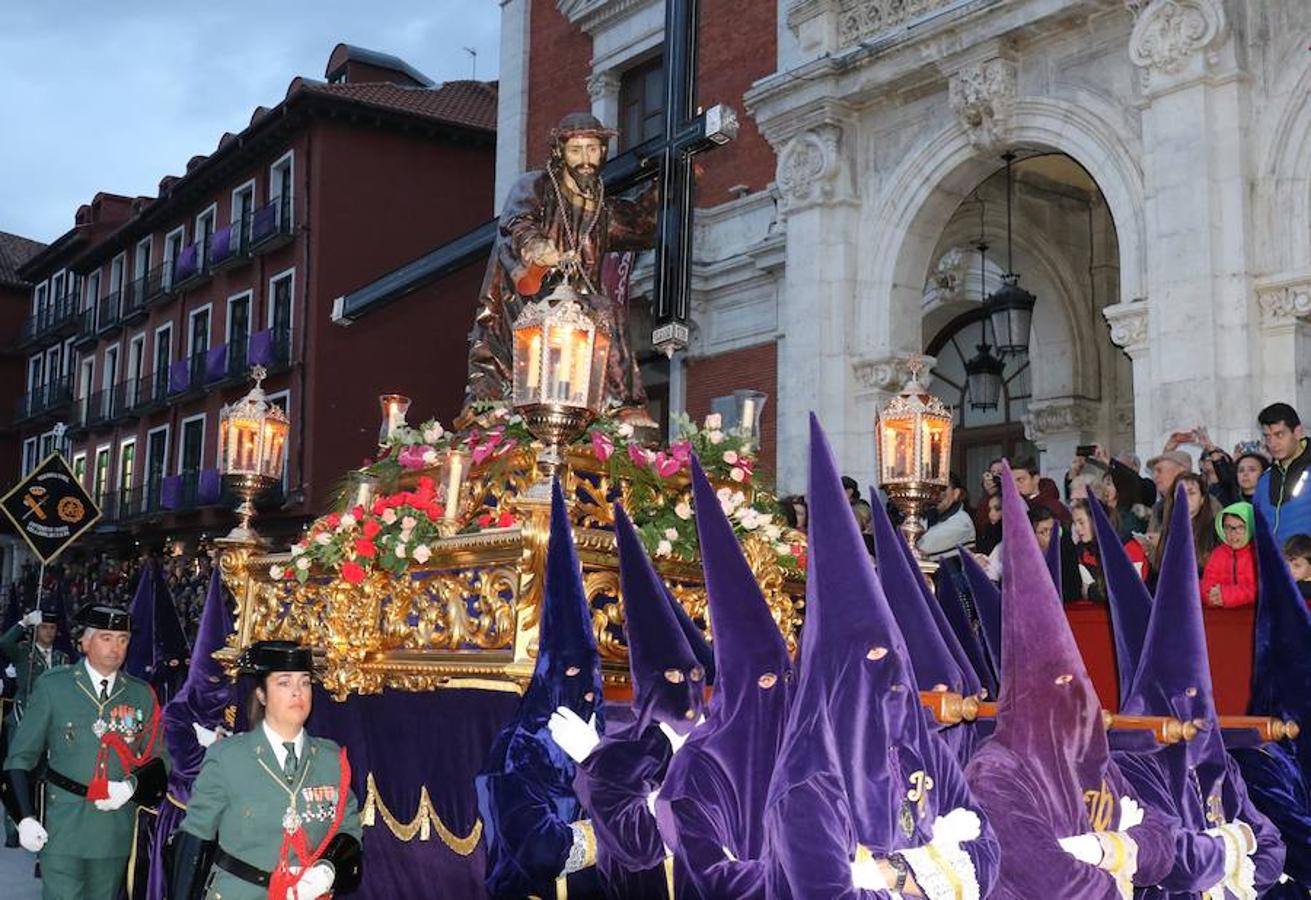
[400,528,413,544]
[723,450,739,465]
[381,508,398,525]
[422,423,444,443]
[729,466,746,482]
[740,511,760,531]
[314,533,333,546]
[295,556,311,571]
[716,486,733,504]
[734,505,751,521]
[775,542,793,555]
[708,430,725,445]
[763,523,783,541]
[395,542,407,559]
[656,539,673,558]
[616,422,635,438]
[664,527,679,541]
[733,491,747,507]
[339,513,357,530]
[674,501,693,520]
[422,449,439,466]
[412,544,432,564]
[704,413,722,430]
[289,543,304,557]
[268,565,284,580]
[401,516,418,531]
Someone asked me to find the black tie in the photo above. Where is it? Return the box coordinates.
[283,742,298,782]
[98,678,109,703]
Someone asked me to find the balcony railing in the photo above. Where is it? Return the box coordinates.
[161,468,224,512]
[167,351,209,397]
[96,291,123,336]
[171,242,208,292]
[108,379,142,423]
[250,195,294,252]
[19,293,82,348]
[73,307,98,350]
[249,327,292,372]
[14,376,74,423]
[137,264,173,308]
[208,215,252,272]
[121,277,149,323]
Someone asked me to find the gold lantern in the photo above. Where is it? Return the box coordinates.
[511,283,612,485]
[217,365,290,545]
[876,356,952,556]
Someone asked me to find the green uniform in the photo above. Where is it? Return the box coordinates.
[180,727,362,900]
[0,622,68,711]
[4,664,167,900]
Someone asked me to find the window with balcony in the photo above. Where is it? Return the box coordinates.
[179,414,205,475]
[84,271,101,315]
[270,270,293,331]
[102,344,119,419]
[164,227,185,289]
[45,345,61,389]
[32,281,47,318]
[227,292,251,375]
[119,439,136,513]
[93,445,111,507]
[233,182,255,246]
[127,333,145,407]
[39,431,56,460]
[27,356,42,394]
[145,425,168,511]
[110,254,126,297]
[72,452,87,487]
[196,205,217,270]
[153,323,172,400]
[78,357,94,422]
[619,55,665,152]
[22,439,37,476]
[50,272,65,312]
[134,237,152,281]
[189,305,211,360]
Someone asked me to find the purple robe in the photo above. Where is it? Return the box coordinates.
[764,416,1000,899]
[964,463,1176,899]
[653,458,794,899]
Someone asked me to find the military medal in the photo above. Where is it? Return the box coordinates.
[282,805,303,834]
[92,718,108,738]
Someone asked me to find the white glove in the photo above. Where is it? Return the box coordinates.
[646,789,660,817]
[931,808,982,848]
[93,779,134,811]
[193,722,219,747]
[1118,796,1144,830]
[4,664,15,678]
[1058,833,1104,865]
[547,706,600,763]
[851,849,889,890]
[286,862,335,900]
[20,610,41,628]
[17,817,47,852]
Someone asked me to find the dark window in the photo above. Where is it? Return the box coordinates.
[271,276,292,333]
[180,419,204,473]
[190,309,210,357]
[619,56,665,152]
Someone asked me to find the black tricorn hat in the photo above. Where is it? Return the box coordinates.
[238,640,314,675]
[75,604,131,632]
[37,608,61,625]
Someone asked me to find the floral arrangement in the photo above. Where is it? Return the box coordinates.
[291,404,805,584]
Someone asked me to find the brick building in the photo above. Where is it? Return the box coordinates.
[12,44,496,553]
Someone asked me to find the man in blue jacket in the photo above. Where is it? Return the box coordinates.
[1253,402,1311,544]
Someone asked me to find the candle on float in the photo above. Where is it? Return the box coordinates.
[740,397,757,437]
[556,326,574,400]
[526,332,542,390]
[444,452,465,522]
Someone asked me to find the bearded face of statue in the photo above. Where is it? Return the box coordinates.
[560,135,605,196]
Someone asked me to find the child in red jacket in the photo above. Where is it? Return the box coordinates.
[1201,501,1257,608]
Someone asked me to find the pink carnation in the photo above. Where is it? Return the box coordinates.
[397,445,434,470]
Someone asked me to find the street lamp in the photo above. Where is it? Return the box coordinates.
[217,366,289,544]
[985,152,1036,356]
[875,356,953,554]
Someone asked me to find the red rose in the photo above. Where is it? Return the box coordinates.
[354,538,377,559]
[477,513,493,528]
[362,519,382,540]
[351,505,365,521]
[324,512,341,529]
[341,561,366,585]
[371,499,385,516]
[496,511,515,528]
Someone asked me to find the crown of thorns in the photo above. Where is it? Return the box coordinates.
[551,113,618,146]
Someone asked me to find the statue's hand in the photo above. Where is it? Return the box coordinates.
[526,239,561,268]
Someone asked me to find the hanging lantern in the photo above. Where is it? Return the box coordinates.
[217,365,290,544]
[512,282,612,483]
[875,356,953,555]
[985,152,1036,356]
[965,342,1005,411]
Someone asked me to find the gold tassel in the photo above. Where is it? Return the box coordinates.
[361,771,482,854]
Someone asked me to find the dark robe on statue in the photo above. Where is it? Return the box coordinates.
[1098,490,1284,898]
[465,166,657,411]
[1227,507,1311,894]
[763,416,1000,900]
[569,504,710,900]
[963,464,1177,899]
[870,496,984,762]
[475,480,607,899]
[146,569,235,900]
[652,458,794,900]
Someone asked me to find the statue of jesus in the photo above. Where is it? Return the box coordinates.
[463,112,658,425]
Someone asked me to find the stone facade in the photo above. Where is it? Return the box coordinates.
[498,0,1311,492]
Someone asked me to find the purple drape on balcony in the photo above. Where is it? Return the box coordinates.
[248,329,274,368]
[174,243,198,281]
[251,203,277,243]
[198,468,222,505]
[205,344,227,383]
[160,475,182,511]
[168,359,190,394]
[209,225,234,264]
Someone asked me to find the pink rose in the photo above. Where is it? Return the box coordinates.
[398,445,434,471]
[628,443,650,467]
[591,431,614,462]
[472,442,496,465]
[654,453,681,478]
[669,441,693,463]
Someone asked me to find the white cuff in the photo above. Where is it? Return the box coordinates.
[900,842,981,900]
[1093,831,1139,899]
[1202,823,1257,900]
[562,819,596,876]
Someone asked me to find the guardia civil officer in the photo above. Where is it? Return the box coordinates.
[1,604,168,900]
[168,640,362,900]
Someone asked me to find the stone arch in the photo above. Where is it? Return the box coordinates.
[854,96,1146,361]
[1259,61,1311,275]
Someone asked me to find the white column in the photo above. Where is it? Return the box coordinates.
[1256,280,1311,413]
[495,0,532,208]
[587,69,623,156]
[1103,299,1153,465]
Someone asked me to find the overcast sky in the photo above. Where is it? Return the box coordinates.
[0,1,501,244]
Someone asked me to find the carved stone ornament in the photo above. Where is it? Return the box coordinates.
[948,58,1017,153]
[922,246,968,306]
[1102,300,1150,352]
[1257,283,1311,330]
[852,354,934,394]
[1128,0,1226,77]
[1023,400,1099,441]
[833,0,957,50]
[776,125,849,211]
[586,68,621,103]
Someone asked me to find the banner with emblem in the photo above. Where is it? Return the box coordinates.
[0,452,101,564]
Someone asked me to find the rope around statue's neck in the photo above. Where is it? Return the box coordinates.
[546,163,603,294]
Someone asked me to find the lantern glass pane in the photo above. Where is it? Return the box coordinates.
[588,329,611,409]
[879,417,916,482]
[512,326,544,405]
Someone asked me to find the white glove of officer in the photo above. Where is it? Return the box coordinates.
[193,722,221,748]
[1058,833,1104,865]
[4,664,15,679]
[286,861,335,900]
[547,706,600,763]
[850,848,889,891]
[17,817,47,852]
[20,610,41,628]
[1118,796,1144,830]
[93,780,134,811]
